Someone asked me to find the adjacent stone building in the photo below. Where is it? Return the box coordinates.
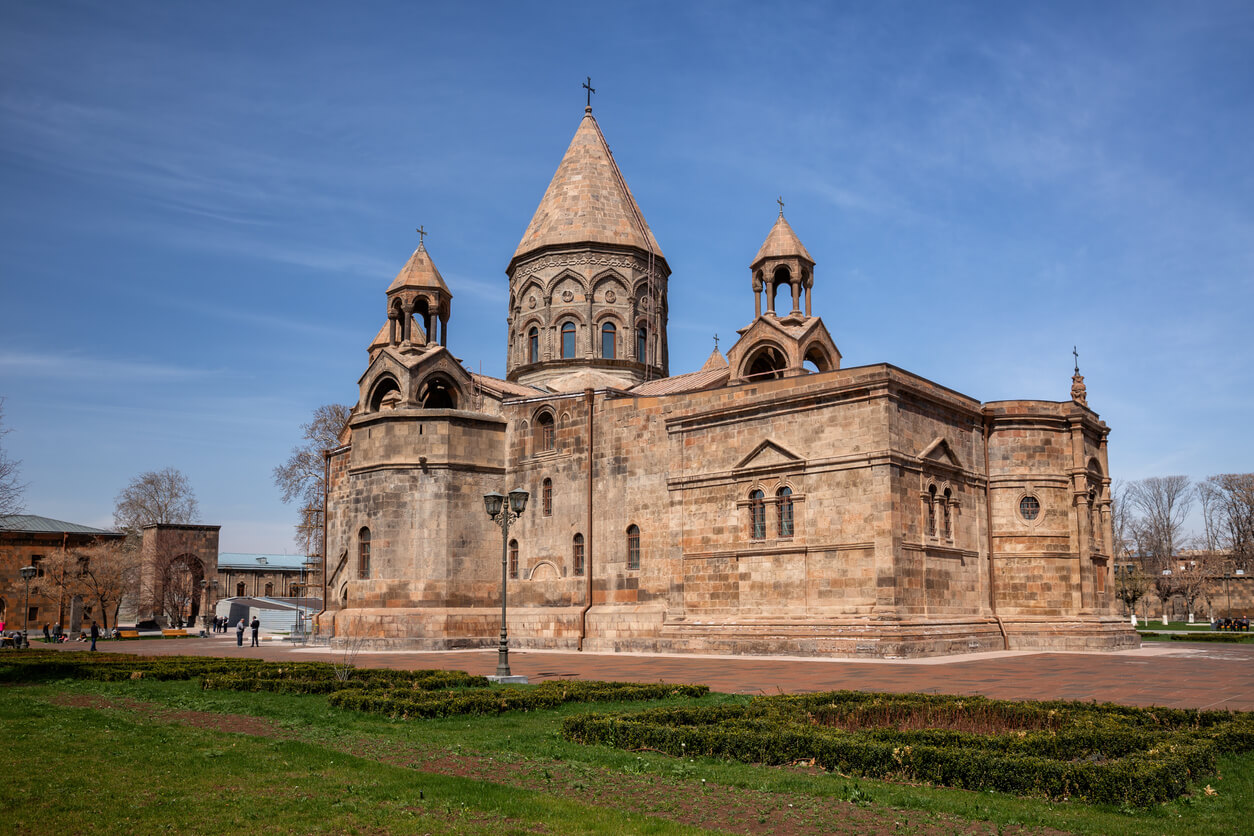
[321,105,1136,657]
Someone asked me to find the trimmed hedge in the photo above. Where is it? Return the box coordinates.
[561,691,1254,806]
[329,681,709,718]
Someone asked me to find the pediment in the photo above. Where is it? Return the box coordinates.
[918,437,963,470]
[734,439,804,471]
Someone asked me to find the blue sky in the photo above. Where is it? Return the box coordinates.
[2,1,1251,552]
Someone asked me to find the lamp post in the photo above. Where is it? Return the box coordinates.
[200,578,217,633]
[19,565,37,649]
[483,488,529,678]
[1223,569,1233,621]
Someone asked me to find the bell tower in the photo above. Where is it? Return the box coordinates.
[505,104,669,391]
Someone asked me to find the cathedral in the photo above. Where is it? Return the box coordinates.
[321,103,1136,657]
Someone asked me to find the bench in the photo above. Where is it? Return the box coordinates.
[161,629,188,637]
[118,630,139,639]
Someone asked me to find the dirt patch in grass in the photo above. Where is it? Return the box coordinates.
[50,693,1064,836]
[49,692,294,739]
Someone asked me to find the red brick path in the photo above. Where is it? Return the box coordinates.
[65,635,1254,711]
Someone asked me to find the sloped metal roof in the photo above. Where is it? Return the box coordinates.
[0,514,117,535]
[217,552,311,571]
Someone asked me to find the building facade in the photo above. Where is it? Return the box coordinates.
[321,106,1136,657]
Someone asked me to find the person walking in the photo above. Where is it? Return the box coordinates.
[43,623,51,643]
[250,615,260,647]
[236,617,245,647]
[89,621,99,652]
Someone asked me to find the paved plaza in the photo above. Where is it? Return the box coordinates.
[54,634,1254,711]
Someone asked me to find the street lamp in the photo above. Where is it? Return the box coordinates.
[484,488,529,678]
[1223,569,1233,621]
[200,578,218,633]
[19,565,37,649]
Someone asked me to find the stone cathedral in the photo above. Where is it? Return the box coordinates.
[322,104,1136,657]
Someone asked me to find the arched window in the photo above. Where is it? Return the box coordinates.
[749,490,766,540]
[535,413,555,452]
[942,488,952,539]
[236,582,245,597]
[561,321,576,359]
[777,486,793,538]
[358,527,371,579]
[289,585,298,597]
[637,327,647,363]
[264,582,273,597]
[601,322,616,359]
[528,327,539,364]
[368,377,400,411]
[573,533,585,576]
[509,539,519,579]
[926,485,937,536]
[626,524,641,569]
[542,478,553,515]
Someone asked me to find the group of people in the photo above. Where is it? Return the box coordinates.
[209,615,233,633]
[232,616,261,647]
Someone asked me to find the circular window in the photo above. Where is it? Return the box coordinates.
[1019,495,1041,521]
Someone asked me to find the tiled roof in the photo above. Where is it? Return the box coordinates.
[752,213,813,266]
[471,373,544,399]
[388,242,451,295]
[217,553,310,571]
[512,110,664,262]
[0,514,117,535]
[628,366,731,397]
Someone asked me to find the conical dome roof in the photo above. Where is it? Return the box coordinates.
[512,109,664,264]
[752,213,813,267]
[388,242,450,296]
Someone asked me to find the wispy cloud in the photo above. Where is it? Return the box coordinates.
[0,350,224,383]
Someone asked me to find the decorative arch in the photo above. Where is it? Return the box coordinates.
[367,375,402,412]
[416,372,460,409]
[802,341,835,373]
[741,342,788,381]
[529,561,560,581]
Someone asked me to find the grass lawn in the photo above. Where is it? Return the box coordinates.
[0,665,1247,835]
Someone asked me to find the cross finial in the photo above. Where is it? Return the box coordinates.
[416,225,427,247]
[713,333,719,351]
[583,76,596,110]
[1072,345,1079,374]
[777,196,785,217]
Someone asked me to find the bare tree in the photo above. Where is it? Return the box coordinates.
[1201,473,1254,572]
[32,541,139,630]
[1114,563,1151,627]
[113,467,200,535]
[1127,476,1193,624]
[273,404,350,557]
[0,398,26,516]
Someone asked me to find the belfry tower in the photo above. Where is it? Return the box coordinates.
[505,104,670,391]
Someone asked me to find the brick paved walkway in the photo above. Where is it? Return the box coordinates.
[61,634,1254,711]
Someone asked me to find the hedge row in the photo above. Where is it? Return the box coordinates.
[202,669,489,695]
[330,680,709,719]
[560,691,1254,806]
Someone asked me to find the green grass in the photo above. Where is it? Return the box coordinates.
[0,667,1247,836]
[1135,621,1230,632]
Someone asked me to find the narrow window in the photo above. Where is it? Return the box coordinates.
[942,488,952,539]
[927,485,937,536]
[573,533,585,577]
[750,490,766,540]
[777,486,793,538]
[509,539,519,579]
[289,585,298,597]
[561,321,576,358]
[528,327,539,364]
[236,582,245,597]
[626,524,641,569]
[536,413,555,452]
[358,527,371,579]
[264,582,273,597]
[32,555,44,577]
[542,478,553,515]
[601,322,616,359]
[28,606,38,623]
[637,326,647,362]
